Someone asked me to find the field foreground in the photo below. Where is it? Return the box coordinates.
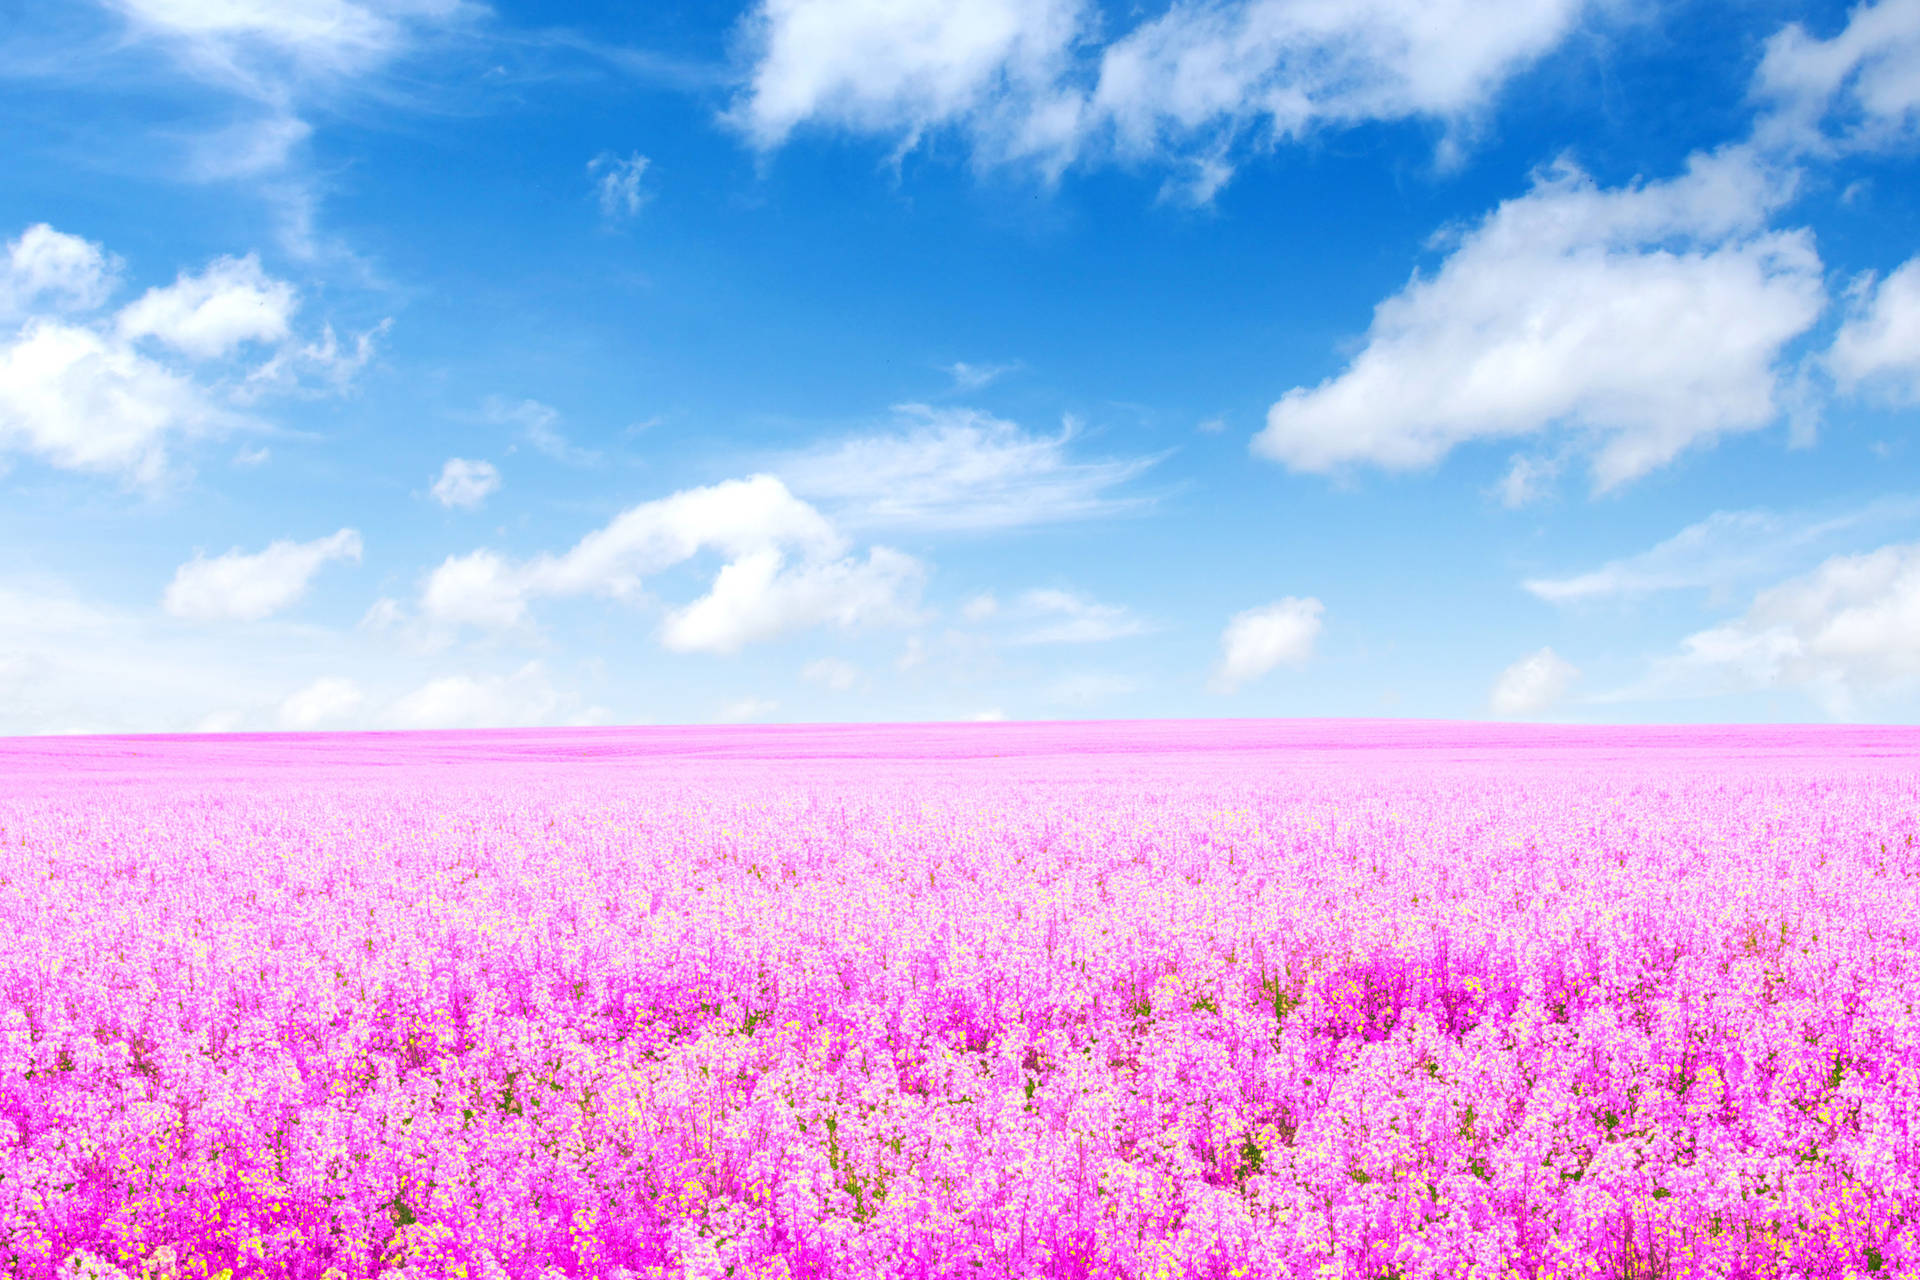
[1,719,1916,1280]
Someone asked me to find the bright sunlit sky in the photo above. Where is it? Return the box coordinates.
[2,0,1918,734]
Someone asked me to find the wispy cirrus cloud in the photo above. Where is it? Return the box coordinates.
[1004,588,1147,645]
[484,396,601,466]
[1524,498,1920,604]
[779,404,1162,533]
[589,151,651,220]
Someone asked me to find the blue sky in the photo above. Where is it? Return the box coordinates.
[2,0,1918,733]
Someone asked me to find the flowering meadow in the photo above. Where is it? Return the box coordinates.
[1,720,1917,1280]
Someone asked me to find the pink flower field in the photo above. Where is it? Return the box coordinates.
[2,719,1917,1280]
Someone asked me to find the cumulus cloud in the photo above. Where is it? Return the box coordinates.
[1754,0,1920,155]
[1252,148,1825,492]
[277,675,364,729]
[728,0,1085,159]
[1091,0,1585,158]
[0,223,375,483]
[163,528,362,621]
[1639,541,1920,717]
[1211,596,1322,691]
[780,404,1159,531]
[420,549,528,631]
[590,152,651,219]
[1,224,119,318]
[727,0,1588,192]
[116,254,297,359]
[417,474,923,653]
[431,457,501,510]
[1828,256,1920,401]
[801,657,860,690]
[660,547,923,655]
[1489,647,1578,716]
[0,319,243,484]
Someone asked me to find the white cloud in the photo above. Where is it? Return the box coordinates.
[944,360,1017,390]
[163,528,362,621]
[1754,0,1920,155]
[1252,148,1825,492]
[186,115,314,180]
[961,592,999,621]
[1212,596,1322,691]
[484,396,599,465]
[717,696,779,723]
[1524,499,1920,604]
[420,548,528,631]
[0,224,371,483]
[660,547,923,655]
[802,657,860,691]
[0,574,373,735]
[1008,588,1146,644]
[277,675,364,729]
[417,474,924,653]
[431,457,501,510]
[2,224,119,318]
[1047,671,1138,705]
[0,319,242,483]
[109,0,470,87]
[242,317,389,396]
[1493,453,1560,508]
[117,253,297,359]
[967,708,1007,721]
[1489,646,1577,716]
[780,404,1159,531]
[590,152,651,219]
[728,0,1588,193]
[1641,541,1920,717]
[728,0,1085,160]
[1091,0,1586,159]
[387,661,600,730]
[1828,256,1920,401]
